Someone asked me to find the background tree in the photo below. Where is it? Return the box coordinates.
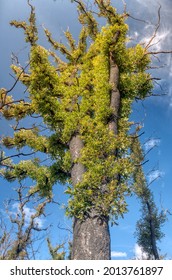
[135,194,166,260]
[0,183,49,260]
[47,238,72,260]
[131,133,166,260]
[47,238,66,260]
[0,0,171,259]
[0,214,14,260]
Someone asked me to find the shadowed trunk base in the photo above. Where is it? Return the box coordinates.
[71,212,111,260]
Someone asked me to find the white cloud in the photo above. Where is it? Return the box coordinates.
[12,203,44,228]
[133,244,149,260]
[144,138,161,151]
[135,0,153,7]
[111,251,127,258]
[134,31,139,38]
[141,29,170,52]
[147,170,164,183]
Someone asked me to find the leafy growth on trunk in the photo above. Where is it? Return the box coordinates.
[1,1,153,220]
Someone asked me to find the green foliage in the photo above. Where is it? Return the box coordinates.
[47,238,72,260]
[3,128,47,151]
[1,1,153,219]
[136,197,166,259]
[10,2,38,45]
[47,238,65,260]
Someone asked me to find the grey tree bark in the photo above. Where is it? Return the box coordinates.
[72,213,111,259]
[69,135,111,259]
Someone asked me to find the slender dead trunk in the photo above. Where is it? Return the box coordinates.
[146,201,160,260]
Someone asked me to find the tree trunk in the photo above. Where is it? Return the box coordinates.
[70,40,121,259]
[72,213,111,259]
[69,134,85,186]
[108,51,120,135]
[146,201,160,260]
[69,135,111,259]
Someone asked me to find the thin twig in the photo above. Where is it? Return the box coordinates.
[6,62,30,94]
[145,5,161,50]
[0,152,35,163]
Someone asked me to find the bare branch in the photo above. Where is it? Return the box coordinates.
[121,0,127,14]
[147,174,161,188]
[128,14,149,24]
[0,183,50,259]
[145,5,161,50]
[134,160,149,167]
[0,152,35,164]
[57,222,72,234]
[147,50,172,55]
[6,62,30,94]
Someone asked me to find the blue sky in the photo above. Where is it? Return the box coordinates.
[0,0,172,259]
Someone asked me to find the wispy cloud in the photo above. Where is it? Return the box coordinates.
[135,0,155,7]
[133,244,149,260]
[144,138,161,152]
[167,55,172,77]
[12,203,44,228]
[111,251,127,258]
[147,170,164,183]
[141,29,170,52]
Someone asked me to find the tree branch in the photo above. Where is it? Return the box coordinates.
[0,152,35,164]
[6,62,30,94]
[145,5,161,51]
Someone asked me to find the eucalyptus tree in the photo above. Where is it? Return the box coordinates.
[0,0,170,259]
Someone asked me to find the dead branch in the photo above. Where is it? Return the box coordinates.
[147,50,172,55]
[6,62,30,94]
[72,0,98,37]
[145,5,161,50]
[134,160,149,167]
[128,14,149,24]
[1,183,50,259]
[130,131,145,139]
[57,222,72,234]
[0,152,35,164]
[147,173,161,188]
